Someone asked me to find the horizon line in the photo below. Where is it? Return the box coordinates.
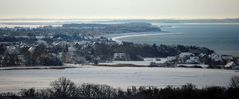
[0,17,239,20]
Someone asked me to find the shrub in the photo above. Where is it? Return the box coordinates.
[77,83,117,99]
[0,92,19,99]
[19,88,36,97]
[204,86,225,99]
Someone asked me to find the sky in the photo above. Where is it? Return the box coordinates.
[0,0,239,19]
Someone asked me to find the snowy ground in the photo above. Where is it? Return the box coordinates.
[99,58,167,66]
[0,66,238,92]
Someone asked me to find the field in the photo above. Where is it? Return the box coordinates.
[0,66,238,92]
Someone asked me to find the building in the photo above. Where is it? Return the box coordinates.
[225,61,236,68]
[221,55,234,61]
[185,56,200,64]
[209,53,223,62]
[113,53,130,61]
[166,56,177,62]
[178,52,194,63]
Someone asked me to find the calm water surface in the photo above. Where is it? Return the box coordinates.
[118,23,239,56]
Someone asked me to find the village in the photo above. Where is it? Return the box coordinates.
[0,23,239,70]
[0,32,239,70]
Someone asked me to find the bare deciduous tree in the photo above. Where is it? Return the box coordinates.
[49,77,77,98]
[230,76,239,88]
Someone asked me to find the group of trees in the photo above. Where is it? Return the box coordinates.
[25,42,63,66]
[88,42,214,61]
[0,23,161,37]
[0,76,239,99]
[0,42,63,66]
[0,39,215,67]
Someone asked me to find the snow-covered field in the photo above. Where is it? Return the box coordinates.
[0,66,238,92]
[99,58,167,66]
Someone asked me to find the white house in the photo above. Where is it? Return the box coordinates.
[221,55,234,61]
[179,52,194,58]
[178,52,194,63]
[185,56,200,64]
[113,53,130,61]
[166,56,177,62]
[209,53,223,62]
[225,61,236,68]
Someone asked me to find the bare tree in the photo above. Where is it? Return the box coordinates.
[49,77,77,98]
[230,76,239,88]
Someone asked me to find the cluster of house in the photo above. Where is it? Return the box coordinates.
[112,52,239,69]
[1,32,239,70]
[0,35,119,66]
[113,53,131,61]
[160,52,239,69]
[208,53,239,69]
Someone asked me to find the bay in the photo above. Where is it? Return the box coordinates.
[116,23,239,56]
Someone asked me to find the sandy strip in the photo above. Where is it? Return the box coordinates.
[111,32,184,42]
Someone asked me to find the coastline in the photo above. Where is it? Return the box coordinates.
[110,32,184,43]
[109,32,239,56]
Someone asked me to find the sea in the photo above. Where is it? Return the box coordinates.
[116,23,239,56]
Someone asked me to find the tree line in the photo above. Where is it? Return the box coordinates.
[0,38,214,66]
[0,76,239,99]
